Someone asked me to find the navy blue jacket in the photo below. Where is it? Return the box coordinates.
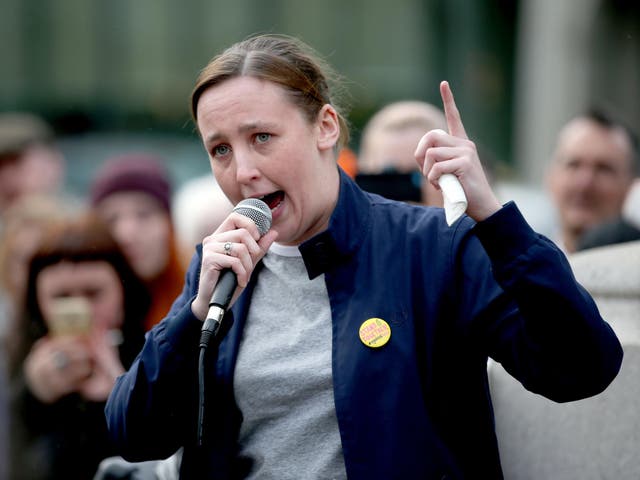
[105,169,622,479]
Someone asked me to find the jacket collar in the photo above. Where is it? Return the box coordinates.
[299,168,371,279]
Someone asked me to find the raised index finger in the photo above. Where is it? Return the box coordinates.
[440,80,468,140]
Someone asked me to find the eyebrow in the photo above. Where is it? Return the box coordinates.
[204,121,278,145]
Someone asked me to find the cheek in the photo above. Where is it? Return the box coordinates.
[212,167,240,202]
[36,279,55,317]
[549,172,572,199]
[141,221,171,271]
[599,173,629,193]
[598,188,627,211]
[93,292,125,329]
[149,241,170,272]
[159,220,173,249]
[148,216,171,245]
[110,218,137,244]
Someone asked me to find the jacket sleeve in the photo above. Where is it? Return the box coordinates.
[105,252,204,461]
[459,202,623,403]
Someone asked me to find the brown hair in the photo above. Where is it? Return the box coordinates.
[191,34,350,149]
[143,229,186,331]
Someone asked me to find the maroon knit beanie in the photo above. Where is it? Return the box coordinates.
[90,154,171,212]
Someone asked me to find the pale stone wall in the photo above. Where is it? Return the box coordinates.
[490,240,640,479]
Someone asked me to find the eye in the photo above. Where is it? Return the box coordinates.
[213,144,231,157]
[595,162,616,177]
[83,288,102,300]
[564,158,581,171]
[255,133,271,144]
[134,208,154,221]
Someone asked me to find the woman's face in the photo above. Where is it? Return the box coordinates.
[37,261,125,332]
[196,76,341,246]
[96,192,171,281]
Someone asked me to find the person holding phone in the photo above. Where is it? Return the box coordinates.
[7,213,149,480]
[105,34,622,479]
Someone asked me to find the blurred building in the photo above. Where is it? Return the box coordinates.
[516,0,640,184]
[0,0,638,197]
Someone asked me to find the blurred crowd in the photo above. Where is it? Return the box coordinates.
[0,112,233,480]
[0,100,637,479]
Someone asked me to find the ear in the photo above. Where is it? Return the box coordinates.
[316,104,341,151]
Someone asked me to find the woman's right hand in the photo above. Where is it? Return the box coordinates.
[24,335,93,404]
[414,81,502,222]
[191,209,278,321]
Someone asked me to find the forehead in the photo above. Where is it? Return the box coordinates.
[38,261,120,290]
[98,191,165,213]
[196,77,298,130]
[556,118,632,162]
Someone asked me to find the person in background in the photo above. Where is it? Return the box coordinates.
[546,109,638,253]
[357,100,448,206]
[105,34,622,479]
[90,154,186,330]
[0,196,78,480]
[172,174,233,269]
[7,213,149,480]
[0,344,8,480]
[0,194,78,344]
[0,113,67,224]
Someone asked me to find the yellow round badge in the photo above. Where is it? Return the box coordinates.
[359,318,391,348]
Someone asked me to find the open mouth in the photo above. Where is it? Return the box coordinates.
[259,191,284,210]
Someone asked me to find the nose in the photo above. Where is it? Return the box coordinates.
[573,166,598,191]
[111,215,139,247]
[234,149,261,184]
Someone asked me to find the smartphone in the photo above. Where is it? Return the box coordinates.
[48,297,92,336]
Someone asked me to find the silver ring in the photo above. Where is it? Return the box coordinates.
[223,242,232,256]
[53,351,69,370]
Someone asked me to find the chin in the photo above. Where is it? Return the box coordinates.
[275,226,301,246]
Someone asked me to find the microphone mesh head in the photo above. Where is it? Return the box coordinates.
[233,198,272,236]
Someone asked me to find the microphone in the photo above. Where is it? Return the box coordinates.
[199,198,272,348]
[197,198,271,446]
